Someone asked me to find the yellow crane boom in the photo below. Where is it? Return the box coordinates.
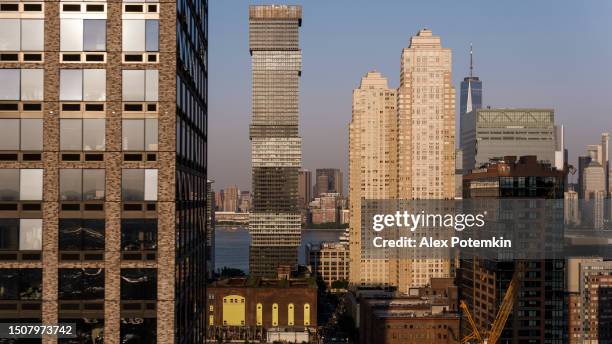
[461,261,526,344]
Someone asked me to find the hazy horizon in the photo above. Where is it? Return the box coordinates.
[209,0,612,191]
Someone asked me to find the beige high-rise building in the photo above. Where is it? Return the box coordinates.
[349,71,397,286]
[398,28,455,200]
[397,28,455,287]
[349,29,455,291]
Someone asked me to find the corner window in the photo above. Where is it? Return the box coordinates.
[122,119,158,151]
[0,269,42,300]
[0,69,43,101]
[59,219,105,251]
[121,169,157,201]
[60,119,105,151]
[61,19,106,51]
[59,169,105,201]
[120,219,157,251]
[0,118,43,151]
[120,268,156,300]
[122,19,158,52]
[0,219,42,251]
[60,69,106,101]
[122,70,158,101]
[58,268,105,300]
[0,19,44,51]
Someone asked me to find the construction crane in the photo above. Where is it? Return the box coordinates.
[460,261,526,344]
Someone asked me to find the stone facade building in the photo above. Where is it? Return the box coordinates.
[0,1,208,343]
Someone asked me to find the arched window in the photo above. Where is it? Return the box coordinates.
[272,303,278,326]
[288,303,294,326]
[304,303,311,326]
[256,303,263,326]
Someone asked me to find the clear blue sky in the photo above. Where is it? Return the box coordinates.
[209,0,612,191]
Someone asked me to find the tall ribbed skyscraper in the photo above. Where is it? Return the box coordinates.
[397,28,455,288]
[459,44,482,118]
[248,5,302,277]
[349,71,398,286]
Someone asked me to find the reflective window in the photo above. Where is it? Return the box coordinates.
[60,19,84,51]
[61,69,106,101]
[82,119,105,151]
[60,319,104,344]
[83,19,106,51]
[60,70,83,101]
[0,219,19,250]
[122,19,159,52]
[122,20,145,52]
[58,268,105,300]
[0,19,20,51]
[0,69,20,100]
[20,69,44,101]
[61,19,107,52]
[144,169,157,201]
[145,20,159,52]
[59,169,105,201]
[21,119,43,151]
[120,219,157,251]
[59,169,81,201]
[83,69,106,101]
[145,70,158,101]
[20,169,43,201]
[0,169,19,200]
[21,19,44,51]
[83,169,105,200]
[60,119,82,151]
[121,169,158,201]
[120,269,156,300]
[122,70,158,101]
[122,119,158,151]
[60,119,105,151]
[0,269,42,300]
[19,219,42,251]
[59,219,105,251]
[0,119,19,150]
[120,318,156,344]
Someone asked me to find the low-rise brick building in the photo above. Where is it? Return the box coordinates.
[206,277,317,342]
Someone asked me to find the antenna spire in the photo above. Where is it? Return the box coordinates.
[469,43,473,78]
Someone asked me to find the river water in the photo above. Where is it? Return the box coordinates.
[214,226,345,273]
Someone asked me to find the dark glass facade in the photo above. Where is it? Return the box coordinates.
[460,157,566,343]
[460,76,482,117]
[176,0,208,342]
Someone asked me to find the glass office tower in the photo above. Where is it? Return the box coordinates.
[0,0,208,343]
[248,5,302,277]
[459,45,482,118]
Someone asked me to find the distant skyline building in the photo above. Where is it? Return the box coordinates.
[461,108,557,173]
[222,185,239,212]
[315,168,343,197]
[459,43,482,119]
[298,169,312,209]
[248,5,303,277]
